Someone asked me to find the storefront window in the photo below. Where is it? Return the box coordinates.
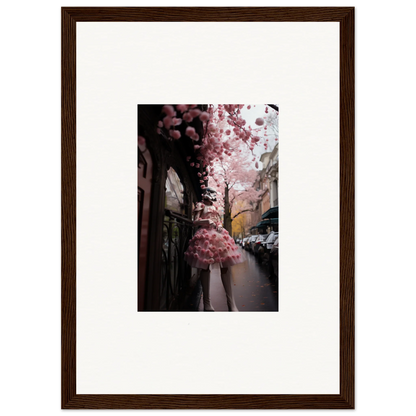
[165,167,185,215]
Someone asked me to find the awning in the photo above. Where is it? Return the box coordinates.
[256,218,278,228]
[262,206,278,219]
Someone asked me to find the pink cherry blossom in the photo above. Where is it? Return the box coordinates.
[199,112,210,122]
[255,118,264,126]
[185,126,196,137]
[183,112,193,122]
[138,136,146,146]
[163,116,173,129]
[162,105,176,117]
[176,104,188,112]
[189,108,201,118]
[208,124,217,133]
[170,130,181,140]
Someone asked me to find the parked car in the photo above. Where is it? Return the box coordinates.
[259,231,279,262]
[269,236,279,278]
[253,233,269,258]
[242,237,250,250]
[247,235,258,252]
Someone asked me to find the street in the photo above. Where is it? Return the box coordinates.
[198,247,278,312]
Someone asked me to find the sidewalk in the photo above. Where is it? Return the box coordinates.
[197,248,278,312]
[197,263,229,311]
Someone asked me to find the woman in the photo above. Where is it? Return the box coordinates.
[184,187,245,311]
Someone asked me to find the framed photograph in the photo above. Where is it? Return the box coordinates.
[62,7,354,409]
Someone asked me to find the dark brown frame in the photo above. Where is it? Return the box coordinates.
[62,7,354,409]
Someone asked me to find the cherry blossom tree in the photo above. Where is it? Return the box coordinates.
[207,136,263,234]
[149,104,278,232]
[155,104,278,171]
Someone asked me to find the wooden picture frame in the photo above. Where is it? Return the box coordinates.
[62,7,354,409]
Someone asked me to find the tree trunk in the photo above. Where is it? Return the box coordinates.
[223,185,232,234]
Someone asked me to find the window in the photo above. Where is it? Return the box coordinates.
[165,167,185,215]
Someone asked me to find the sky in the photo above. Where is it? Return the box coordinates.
[238,104,279,170]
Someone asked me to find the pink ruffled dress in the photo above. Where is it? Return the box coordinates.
[184,202,244,270]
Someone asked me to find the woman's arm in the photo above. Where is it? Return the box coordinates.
[193,210,213,228]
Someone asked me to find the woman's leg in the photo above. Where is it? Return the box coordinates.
[200,268,215,311]
[220,267,238,312]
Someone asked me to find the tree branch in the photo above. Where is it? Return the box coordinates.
[232,208,254,220]
[228,182,236,190]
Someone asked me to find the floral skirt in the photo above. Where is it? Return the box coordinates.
[184,227,245,270]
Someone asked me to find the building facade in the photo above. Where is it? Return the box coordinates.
[138,105,205,311]
[245,142,279,235]
[266,143,279,208]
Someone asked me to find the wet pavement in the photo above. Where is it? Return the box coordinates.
[198,247,278,312]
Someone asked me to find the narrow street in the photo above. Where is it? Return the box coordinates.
[198,247,278,312]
